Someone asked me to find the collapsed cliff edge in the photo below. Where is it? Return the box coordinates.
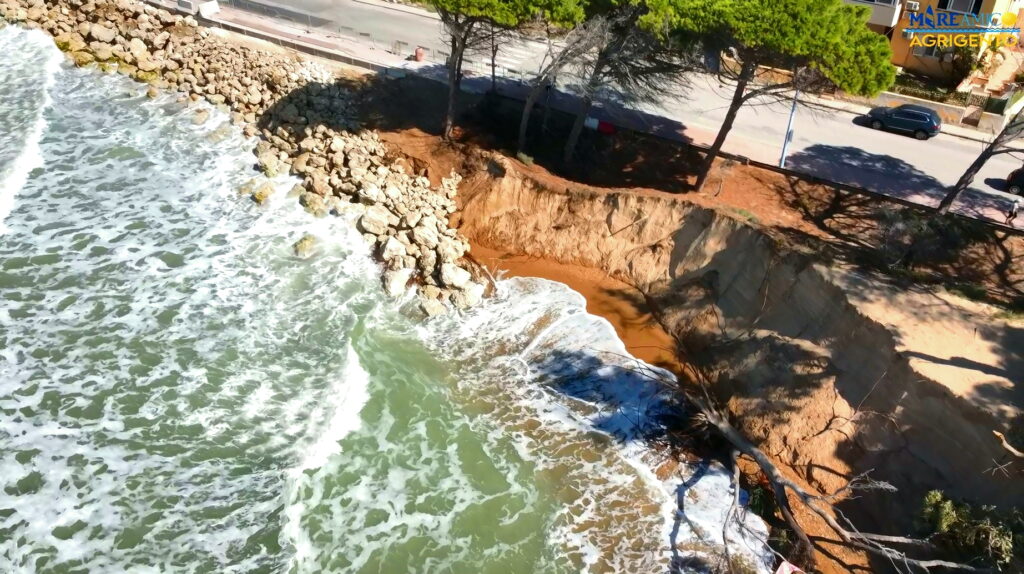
[443,144,1023,570]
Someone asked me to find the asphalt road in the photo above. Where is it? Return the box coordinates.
[647,75,1023,208]
[223,0,1024,220]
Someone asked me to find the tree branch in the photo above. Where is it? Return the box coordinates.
[993,430,1024,459]
[632,356,999,573]
[989,146,1024,156]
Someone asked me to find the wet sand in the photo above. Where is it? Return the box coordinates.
[471,245,681,373]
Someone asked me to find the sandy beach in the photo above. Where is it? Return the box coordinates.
[471,244,682,373]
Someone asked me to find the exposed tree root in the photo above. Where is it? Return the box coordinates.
[667,361,993,573]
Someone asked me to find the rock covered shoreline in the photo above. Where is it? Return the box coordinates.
[0,0,486,315]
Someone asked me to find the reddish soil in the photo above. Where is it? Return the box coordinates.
[363,77,1024,574]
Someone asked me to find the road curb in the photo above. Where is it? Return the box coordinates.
[805,97,997,145]
[350,0,440,21]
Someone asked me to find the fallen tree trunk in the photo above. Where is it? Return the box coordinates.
[668,363,995,573]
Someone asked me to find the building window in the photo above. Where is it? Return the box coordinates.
[937,0,983,15]
[912,45,946,58]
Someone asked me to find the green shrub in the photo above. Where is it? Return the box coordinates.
[949,282,989,302]
[746,483,775,520]
[918,490,1024,569]
[731,208,758,223]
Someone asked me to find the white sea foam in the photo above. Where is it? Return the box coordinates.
[296,342,373,472]
[0,23,770,574]
[415,279,774,572]
[0,27,61,234]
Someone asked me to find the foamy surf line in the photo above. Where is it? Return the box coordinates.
[417,278,774,572]
[0,27,61,234]
[0,18,770,573]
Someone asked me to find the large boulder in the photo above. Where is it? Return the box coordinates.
[71,51,95,66]
[436,236,467,263]
[411,221,439,249]
[417,250,438,278]
[89,41,114,61]
[382,268,413,298]
[89,24,117,43]
[128,37,147,59]
[257,151,280,177]
[439,263,471,289]
[137,56,161,72]
[420,297,447,318]
[278,103,300,123]
[299,192,326,216]
[380,236,407,262]
[358,205,391,236]
[153,31,170,49]
[357,183,382,204]
[452,281,486,309]
[292,234,316,258]
[307,170,330,196]
[65,34,87,53]
[251,182,275,205]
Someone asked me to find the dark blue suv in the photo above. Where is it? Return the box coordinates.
[866,104,942,140]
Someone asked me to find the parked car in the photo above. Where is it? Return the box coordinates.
[1006,167,1024,195]
[865,104,942,140]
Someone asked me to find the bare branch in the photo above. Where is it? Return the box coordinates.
[723,449,741,574]
[989,146,1024,157]
[993,430,1024,459]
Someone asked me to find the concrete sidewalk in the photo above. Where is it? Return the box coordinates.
[351,0,439,21]
[188,2,1022,231]
[805,93,1001,144]
[206,4,417,70]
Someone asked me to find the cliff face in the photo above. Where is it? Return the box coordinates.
[455,155,1024,526]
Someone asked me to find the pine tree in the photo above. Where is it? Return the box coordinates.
[679,0,895,190]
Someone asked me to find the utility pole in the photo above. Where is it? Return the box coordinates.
[779,88,799,168]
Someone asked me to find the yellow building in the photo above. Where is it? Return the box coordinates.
[842,0,906,32]
[844,0,1023,81]
[895,0,1021,79]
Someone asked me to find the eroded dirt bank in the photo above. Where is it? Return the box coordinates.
[449,147,1023,537]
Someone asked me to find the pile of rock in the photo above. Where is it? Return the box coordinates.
[258,122,484,312]
[1,0,486,315]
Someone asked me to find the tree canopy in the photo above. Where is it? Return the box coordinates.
[430,0,588,138]
[680,0,895,189]
[430,0,586,29]
[675,0,895,97]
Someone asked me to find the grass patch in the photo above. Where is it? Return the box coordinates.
[515,151,534,166]
[731,208,759,223]
[948,282,989,302]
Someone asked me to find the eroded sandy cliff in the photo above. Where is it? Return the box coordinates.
[454,152,1023,530]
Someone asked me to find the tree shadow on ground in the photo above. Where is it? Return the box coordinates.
[539,281,989,571]
[785,141,1021,230]
[296,69,701,193]
[463,83,699,192]
[520,345,782,569]
[949,186,1024,224]
[752,167,1024,306]
[905,321,1024,417]
[785,144,945,202]
[258,65,455,138]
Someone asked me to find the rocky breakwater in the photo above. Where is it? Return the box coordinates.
[0,0,485,315]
